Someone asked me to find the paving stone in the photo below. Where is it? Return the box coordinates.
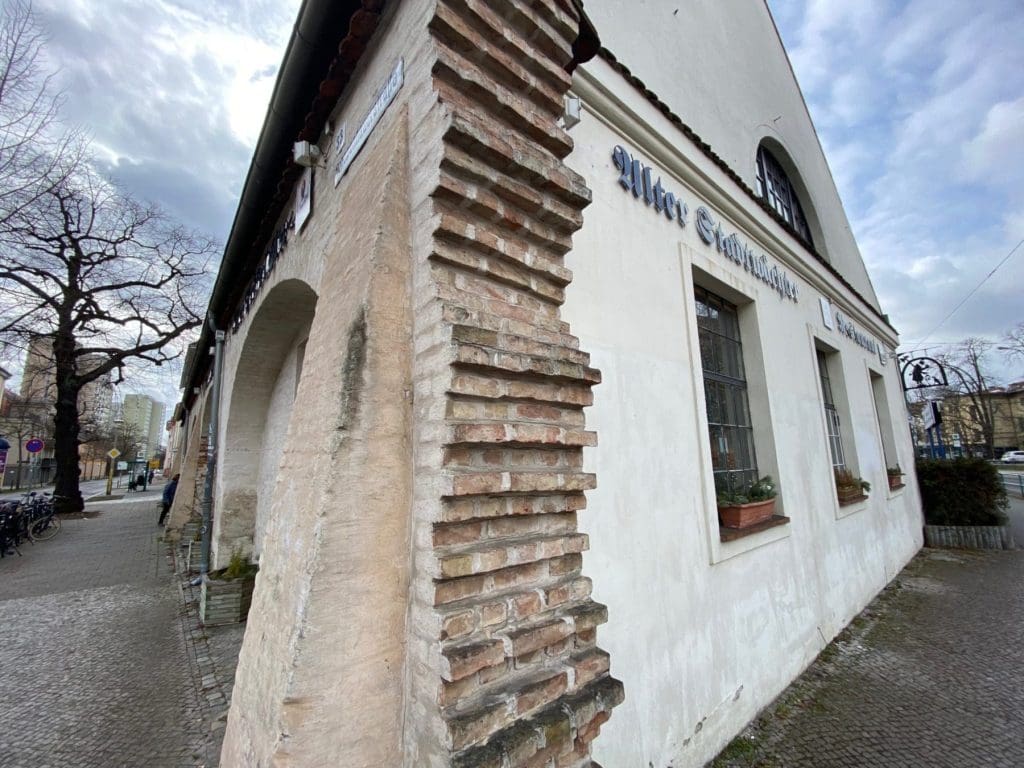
[712,536,1024,768]
[0,499,213,767]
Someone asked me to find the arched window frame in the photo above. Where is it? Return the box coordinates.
[755,145,814,248]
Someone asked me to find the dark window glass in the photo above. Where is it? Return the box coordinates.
[696,287,759,498]
[817,350,847,470]
[756,146,814,247]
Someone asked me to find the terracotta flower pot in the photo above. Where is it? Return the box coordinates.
[718,498,776,529]
[887,473,904,490]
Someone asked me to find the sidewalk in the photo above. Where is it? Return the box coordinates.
[712,500,1024,767]
[0,497,214,766]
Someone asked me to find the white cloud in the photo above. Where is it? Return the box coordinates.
[960,97,1024,187]
[770,0,1024,374]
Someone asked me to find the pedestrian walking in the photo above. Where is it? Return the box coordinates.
[158,474,179,526]
[136,471,147,492]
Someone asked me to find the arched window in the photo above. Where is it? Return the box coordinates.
[755,145,813,247]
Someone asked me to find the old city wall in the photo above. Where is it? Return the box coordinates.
[220,1,622,766]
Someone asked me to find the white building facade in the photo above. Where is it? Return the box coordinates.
[561,12,921,762]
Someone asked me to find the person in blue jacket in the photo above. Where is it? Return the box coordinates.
[158,474,179,526]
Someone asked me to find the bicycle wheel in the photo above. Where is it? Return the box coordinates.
[28,514,61,542]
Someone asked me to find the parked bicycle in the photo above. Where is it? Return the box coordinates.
[0,500,25,557]
[18,491,62,542]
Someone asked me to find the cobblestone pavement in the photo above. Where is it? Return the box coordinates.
[713,533,1024,766]
[0,497,214,767]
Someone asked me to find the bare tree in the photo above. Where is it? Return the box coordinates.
[937,338,999,458]
[1002,322,1024,366]
[0,0,80,229]
[0,167,215,511]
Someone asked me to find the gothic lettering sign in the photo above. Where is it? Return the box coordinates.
[611,145,798,303]
[695,206,799,302]
[231,211,296,334]
[612,145,689,226]
[834,311,878,355]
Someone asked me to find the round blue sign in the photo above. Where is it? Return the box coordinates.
[25,438,44,453]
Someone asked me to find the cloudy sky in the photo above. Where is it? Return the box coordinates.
[24,0,1024,396]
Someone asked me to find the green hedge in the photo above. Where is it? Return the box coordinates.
[915,458,1008,526]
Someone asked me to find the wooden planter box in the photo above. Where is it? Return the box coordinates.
[718,498,776,529]
[200,574,256,626]
[837,487,867,505]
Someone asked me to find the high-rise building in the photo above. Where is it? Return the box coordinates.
[120,394,165,459]
[18,337,113,428]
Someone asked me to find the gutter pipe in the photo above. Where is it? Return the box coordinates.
[199,314,226,576]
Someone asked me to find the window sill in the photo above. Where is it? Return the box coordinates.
[837,493,868,507]
[719,514,790,542]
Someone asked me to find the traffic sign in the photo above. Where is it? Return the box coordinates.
[107,448,121,459]
[25,438,44,453]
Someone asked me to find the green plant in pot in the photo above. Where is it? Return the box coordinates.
[835,468,870,503]
[717,474,778,529]
[886,464,904,490]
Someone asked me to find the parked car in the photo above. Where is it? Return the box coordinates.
[1000,450,1024,464]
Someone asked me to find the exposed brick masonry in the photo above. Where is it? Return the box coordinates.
[418,1,623,765]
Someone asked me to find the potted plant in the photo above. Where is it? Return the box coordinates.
[717,474,778,529]
[834,468,870,504]
[200,548,259,626]
[886,465,904,490]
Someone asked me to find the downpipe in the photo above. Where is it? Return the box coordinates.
[199,316,226,578]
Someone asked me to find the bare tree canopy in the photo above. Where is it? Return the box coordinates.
[0,3,218,511]
[0,166,216,510]
[936,338,999,458]
[1002,322,1024,365]
[0,0,80,229]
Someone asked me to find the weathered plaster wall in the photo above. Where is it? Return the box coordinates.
[219,50,416,768]
[213,280,316,569]
[563,58,923,767]
[253,323,310,559]
[165,389,210,535]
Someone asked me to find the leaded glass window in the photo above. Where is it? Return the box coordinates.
[755,146,814,247]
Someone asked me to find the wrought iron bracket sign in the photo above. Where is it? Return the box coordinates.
[898,355,948,392]
[611,145,798,303]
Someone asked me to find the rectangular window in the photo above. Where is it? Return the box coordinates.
[870,370,898,469]
[817,349,847,471]
[696,286,759,498]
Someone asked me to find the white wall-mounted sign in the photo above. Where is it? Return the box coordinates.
[819,297,834,329]
[334,58,404,186]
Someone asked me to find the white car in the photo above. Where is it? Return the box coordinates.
[1000,450,1024,464]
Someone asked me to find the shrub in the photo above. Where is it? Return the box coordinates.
[213,548,258,581]
[915,458,1008,526]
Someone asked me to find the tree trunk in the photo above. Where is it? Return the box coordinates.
[52,382,83,512]
[52,328,84,513]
